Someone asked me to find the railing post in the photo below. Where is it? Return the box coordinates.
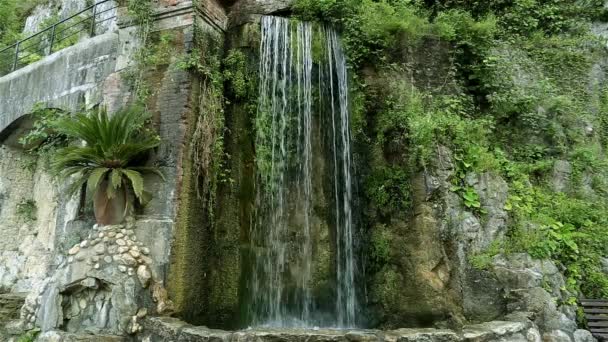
[90,4,98,37]
[48,24,57,55]
[12,42,19,72]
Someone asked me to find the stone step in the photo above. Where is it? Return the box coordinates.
[37,331,128,342]
[0,293,26,323]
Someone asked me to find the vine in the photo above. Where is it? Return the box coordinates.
[177,25,226,218]
[121,0,155,104]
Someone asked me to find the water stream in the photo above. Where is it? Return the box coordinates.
[250,16,357,328]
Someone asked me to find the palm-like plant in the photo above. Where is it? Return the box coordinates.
[51,106,162,223]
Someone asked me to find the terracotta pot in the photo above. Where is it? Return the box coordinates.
[93,179,129,225]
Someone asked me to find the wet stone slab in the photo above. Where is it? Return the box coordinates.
[138,317,538,342]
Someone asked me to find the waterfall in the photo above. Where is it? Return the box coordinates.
[251,16,357,328]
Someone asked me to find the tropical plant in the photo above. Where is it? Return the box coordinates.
[51,106,162,223]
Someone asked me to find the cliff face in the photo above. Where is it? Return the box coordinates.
[1,0,608,341]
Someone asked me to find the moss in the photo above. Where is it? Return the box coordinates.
[167,75,210,322]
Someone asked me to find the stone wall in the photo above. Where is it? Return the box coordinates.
[0,144,82,294]
[0,0,225,340]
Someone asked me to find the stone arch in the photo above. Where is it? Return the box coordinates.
[0,107,67,149]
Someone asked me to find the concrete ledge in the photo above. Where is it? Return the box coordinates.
[137,316,539,342]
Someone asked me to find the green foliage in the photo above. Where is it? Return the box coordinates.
[143,33,176,67]
[223,49,253,100]
[122,0,155,103]
[19,104,69,156]
[504,183,608,300]
[470,241,502,270]
[294,0,433,67]
[427,0,604,36]
[51,106,162,203]
[368,225,392,272]
[365,166,411,216]
[0,0,47,47]
[179,26,227,217]
[16,199,37,222]
[17,329,40,342]
[126,0,154,36]
[449,155,487,214]
[295,0,608,304]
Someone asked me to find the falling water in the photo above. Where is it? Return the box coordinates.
[251,16,357,328]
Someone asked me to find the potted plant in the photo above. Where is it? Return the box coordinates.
[51,106,162,225]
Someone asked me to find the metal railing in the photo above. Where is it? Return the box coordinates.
[0,0,118,77]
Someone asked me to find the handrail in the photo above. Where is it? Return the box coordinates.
[0,0,118,76]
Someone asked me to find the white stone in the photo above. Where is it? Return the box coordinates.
[116,239,126,246]
[98,233,105,238]
[68,256,74,263]
[80,240,89,248]
[104,256,113,263]
[94,244,106,255]
[116,253,138,266]
[108,232,116,238]
[68,246,80,255]
[118,246,129,254]
[116,233,124,239]
[103,237,109,242]
[118,265,127,273]
[141,247,150,255]
[94,263,100,269]
[129,250,141,258]
[79,299,87,309]
[140,255,153,265]
[137,265,151,287]
[127,240,133,246]
[75,253,85,261]
[127,268,134,276]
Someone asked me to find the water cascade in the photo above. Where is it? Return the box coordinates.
[250,16,357,328]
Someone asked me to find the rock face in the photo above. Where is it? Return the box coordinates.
[0,293,26,340]
[0,145,83,295]
[19,222,173,336]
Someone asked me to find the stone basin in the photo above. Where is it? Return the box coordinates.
[138,317,542,342]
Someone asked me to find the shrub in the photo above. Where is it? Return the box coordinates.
[51,106,162,204]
